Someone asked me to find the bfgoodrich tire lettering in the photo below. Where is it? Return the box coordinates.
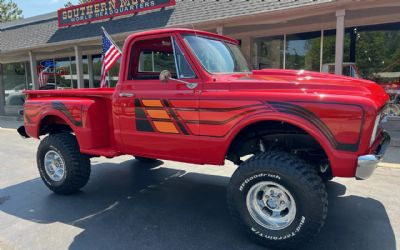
[37,133,91,195]
[227,151,328,249]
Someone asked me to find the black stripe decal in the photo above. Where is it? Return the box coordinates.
[162,99,189,135]
[184,108,269,125]
[52,102,83,127]
[174,104,265,112]
[270,102,337,146]
[269,101,360,152]
[135,99,154,132]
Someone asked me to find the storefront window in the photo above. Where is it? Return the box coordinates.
[254,36,284,69]
[82,56,89,88]
[3,63,27,90]
[3,63,28,110]
[254,32,322,71]
[2,61,34,112]
[253,30,352,73]
[92,55,120,87]
[54,58,75,89]
[321,30,351,74]
[109,58,120,87]
[352,23,400,84]
[93,55,102,88]
[285,31,321,71]
[53,56,93,88]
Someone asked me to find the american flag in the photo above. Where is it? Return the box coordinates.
[38,67,49,88]
[100,28,122,88]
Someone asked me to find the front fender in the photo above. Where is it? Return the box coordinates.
[223,112,358,177]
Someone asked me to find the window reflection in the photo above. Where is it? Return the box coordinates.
[254,36,284,69]
[252,22,400,87]
[285,31,321,71]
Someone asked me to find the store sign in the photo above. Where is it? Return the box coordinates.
[58,0,176,28]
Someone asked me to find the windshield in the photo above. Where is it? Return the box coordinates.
[183,35,250,74]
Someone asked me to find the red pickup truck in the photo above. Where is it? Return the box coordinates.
[18,28,390,248]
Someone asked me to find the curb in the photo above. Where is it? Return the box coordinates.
[390,140,400,147]
[0,115,21,121]
[0,116,24,122]
[379,162,400,169]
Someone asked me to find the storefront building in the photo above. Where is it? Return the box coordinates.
[0,0,399,115]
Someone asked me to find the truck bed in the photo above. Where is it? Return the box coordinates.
[23,88,118,156]
[24,88,115,98]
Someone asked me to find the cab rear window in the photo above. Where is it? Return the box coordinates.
[138,51,175,73]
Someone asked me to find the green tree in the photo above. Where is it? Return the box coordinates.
[355,30,400,82]
[0,0,22,22]
[64,0,93,8]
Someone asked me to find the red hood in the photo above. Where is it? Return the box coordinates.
[213,69,389,110]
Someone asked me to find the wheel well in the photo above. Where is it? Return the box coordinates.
[39,115,73,136]
[226,120,331,177]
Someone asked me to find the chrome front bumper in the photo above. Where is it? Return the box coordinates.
[356,131,391,180]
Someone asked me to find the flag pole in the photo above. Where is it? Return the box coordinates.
[100,26,122,88]
[101,26,122,53]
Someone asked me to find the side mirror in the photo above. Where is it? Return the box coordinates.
[159,69,198,90]
[159,70,172,82]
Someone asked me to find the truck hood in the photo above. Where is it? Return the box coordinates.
[214,69,389,109]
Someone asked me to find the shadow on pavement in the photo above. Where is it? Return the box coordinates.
[0,159,396,250]
[381,146,400,164]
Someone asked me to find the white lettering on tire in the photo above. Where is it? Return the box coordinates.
[239,173,281,192]
[251,216,306,240]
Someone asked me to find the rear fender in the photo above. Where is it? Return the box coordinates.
[24,98,111,150]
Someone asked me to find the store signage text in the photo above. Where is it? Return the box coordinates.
[58,0,176,27]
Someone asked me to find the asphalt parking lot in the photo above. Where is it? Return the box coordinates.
[0,121,399,250]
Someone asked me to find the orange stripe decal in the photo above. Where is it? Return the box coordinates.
[153,121,179,134]
[142,100,163,108]
[147,110,170,119]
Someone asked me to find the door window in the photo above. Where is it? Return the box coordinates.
[172,38,196,79]
[129,36,196,80]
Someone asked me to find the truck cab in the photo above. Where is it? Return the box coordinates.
[18,28,390,249]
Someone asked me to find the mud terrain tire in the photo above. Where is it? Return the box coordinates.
[37,133,91,195]
[227,151,328,249]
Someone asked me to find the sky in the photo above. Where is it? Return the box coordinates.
[14,0,80,18]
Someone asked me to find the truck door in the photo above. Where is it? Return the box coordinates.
[116,34,201,163]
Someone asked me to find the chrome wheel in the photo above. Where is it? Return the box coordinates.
[44,150,66,182]
[246,181,296,230]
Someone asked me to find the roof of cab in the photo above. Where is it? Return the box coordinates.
[125,28,239,44]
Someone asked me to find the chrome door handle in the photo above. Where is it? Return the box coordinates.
[119,93,135,98]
